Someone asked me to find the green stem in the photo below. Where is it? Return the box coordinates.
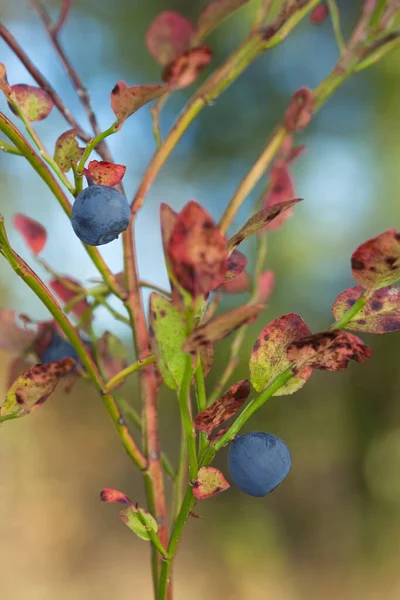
[103,356,156,393]
[76,122,117,175]
[331,289,373,330]
[327,0,346,55]
[157,487,196,600]
[0,139,22,155]
[0,113,123,299]
[178,354,198,481]
[194,361,208,458]
[136,510,169,559]
[172,418,188,522]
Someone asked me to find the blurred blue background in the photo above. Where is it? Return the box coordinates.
[0,1,399,598]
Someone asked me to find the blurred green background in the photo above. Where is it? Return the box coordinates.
[1,1,400,598]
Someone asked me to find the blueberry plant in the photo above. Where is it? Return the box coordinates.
[0,1,399,598]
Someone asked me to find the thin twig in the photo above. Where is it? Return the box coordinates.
[53,0,72,36]
[103,356,156,393]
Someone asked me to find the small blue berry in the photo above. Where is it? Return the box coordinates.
[39,333,79,364]
[71,184,130,246]
[228,432,292,497]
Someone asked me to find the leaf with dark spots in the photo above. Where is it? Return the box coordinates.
[351,229,400,290]
[221,270,251,294]
[332,285,400,334]
[224,250,247,281]
[249,313,312,395]
[0,310,35,354]
[97,332,128,385]
[85,160,126,187]
[54,129,84,172]
[256,270,275,303]
[167,201,228,297]
[195,379,250,437]
[146,11,195,65]
[194,0,249,43]
[101,488,158,541]
[284,87,314,132]
[50,276,92,325]
[192,466,230,500]
[228,198,301,251]
[111,82,167,130]
[310,3,329,24]
[162,46,213,89]
[1,359,75,418]
[10,84,53,121]
[100,488,132,505]
[149,292,188,390]
[183,304,264,354]
[13,213,47,255]
[286,330,372,372]
[199,343,214,377]
[261,165,297,232]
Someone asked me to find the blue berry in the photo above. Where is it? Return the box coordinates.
[228,432,291,497]
[39,333,79,364]
[71,185,130,246]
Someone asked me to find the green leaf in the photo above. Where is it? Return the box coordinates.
[149,292,188,390]
[11,84,53,122]
[332,285,400,334]
[1,359,75,418]
[249,313,312,395]
[54,129,84,172]
[120,506,158,541]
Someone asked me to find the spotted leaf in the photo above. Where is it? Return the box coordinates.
[85,160,126,187]
[111,82,167,130]
[192,466,230,500]
[54,129,84,172]
[10,84,53,121]
[249,313,312,395]
[195,379,250,437]
[351,229,400,290]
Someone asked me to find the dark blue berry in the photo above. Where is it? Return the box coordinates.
[228,432,291,497]
[39,333,79,364]
[71,185,130,246]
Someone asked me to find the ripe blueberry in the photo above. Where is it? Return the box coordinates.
[39,333,79,364]
[228,432,291,497]
[71,184,130,246]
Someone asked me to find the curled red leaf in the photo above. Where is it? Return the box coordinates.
[167,201,228,297]
[162,46,213,89]
[146,11,194,65]
[13,213,47,254]
[286,330,372,372]
[284,87,314,132]
[100,488,132,505]
[195,379,250,437]
[260,166,296,232]
[85,160,126,187]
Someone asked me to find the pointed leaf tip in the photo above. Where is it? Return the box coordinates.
[351,229,400,290]
[146,11,194,65]
[86,160,126,187]
[193,466,230,500]
[249,313,312,395]
[100,488,132,505]
[111,82,166,129]
[13,213,47,254]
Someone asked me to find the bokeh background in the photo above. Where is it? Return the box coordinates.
[0,1,400,598]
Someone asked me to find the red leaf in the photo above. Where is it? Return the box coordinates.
[49,276,91,323]
[194,379,250,437]
[261,166,296,232]
[0,310,35,354]
[162,46,213,89]
[10,84,53,121]
[167,201,228,297]
[221,270,251,294]
[100,488,132,505]
[183,304,264,354]
[351,229,400,290]
[310,4,329,24]
[194,0,249,43]
[286,330,372,372]
[146,11,194,65]
[85,160,126,187]
[111,82,167,130]
[13,213,47,254]
[249,314,312,395]
[192,466,230,500]
[332,285,400,334]
[229,197,301,248]
[160,203,178,253]
[284,87,314,133]
[256,270,275,303]
[1,359,75,418]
